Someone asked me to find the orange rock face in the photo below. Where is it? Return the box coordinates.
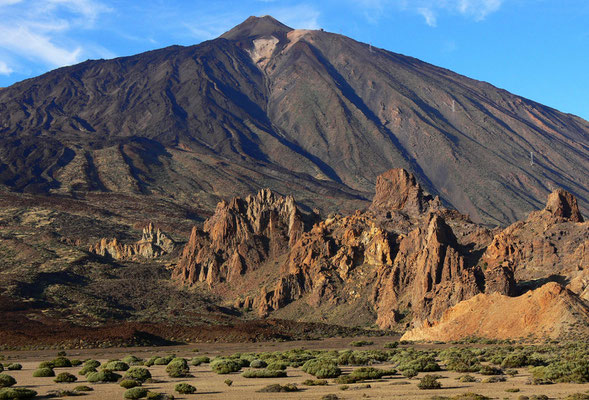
[173,168,588,338]
[173,188,304,286]
[89,222,175,260]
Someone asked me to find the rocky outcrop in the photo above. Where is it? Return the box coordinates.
[89,222,176,260]
[173,189,304,286]
[401,282,589,341]
[545,189,584,222]
[482,189,588,285]
[369,169,440,216]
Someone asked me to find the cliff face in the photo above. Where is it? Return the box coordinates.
[173,167,587,337]
[173,189,304,286]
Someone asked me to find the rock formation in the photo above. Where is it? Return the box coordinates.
[401,282,589,341]
[173,188,304,286]
[174,169,588,338]
[89,222,175,260]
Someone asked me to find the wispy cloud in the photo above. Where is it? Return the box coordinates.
[0,60,13,75]
[0,0,111,73]
[355,0,503,26]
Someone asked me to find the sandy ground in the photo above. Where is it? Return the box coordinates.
[2,337,588,399]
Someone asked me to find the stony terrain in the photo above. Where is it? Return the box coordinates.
[0,16,588,225]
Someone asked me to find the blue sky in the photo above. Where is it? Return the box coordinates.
[0,0,588,120]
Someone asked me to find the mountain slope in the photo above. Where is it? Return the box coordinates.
[0,15,588,224]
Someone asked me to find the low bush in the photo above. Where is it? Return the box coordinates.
[257,383,298,393]
[124,387,148,399]
[302,379,328,386]
[0,388,37,399]
[79,365,97,376]
[223,379,233,386]
[530,360,589,383]
[302,359,341,379]
[417,375,442,390]
[5,365,21,371]
[125,367,152,382]
[70,359,82,367]
[0,375,16,388]
[166,359,190,378]
[335,367,396,384]
[146,392,175,400]
[384,342,399,349]
[479,365,502,375]
[350,340,373,347]
[52,357,72,368]
[54,372,78,383]
[481,376,506,383]
[242,369,287,378]
[38,361,53,369]
[401,369,418,379]
[563,394,589,400]
[122,356,142,365]
[456,374,477,382]
[321,395,339,400]
[33,367,55,377]
[86,370,121,383]
[190,356,210,366]
[102,360,129,371]
[249,359,267,369]
[83,360,101,369]
[146,355,175,366]
[267,361,288,371]
[73,386,93,392]
[174,383,196,394]
[506,388,520,392]
[211,359,241,374]
[120,379,141,389]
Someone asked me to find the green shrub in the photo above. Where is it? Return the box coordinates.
[501,353,528,368]
[530,360,589,383]
[302,359,341,379]
[456,374,477,382]
[211,359,241,374]
[249,359,267,369]
[124,387,148,399]
[320,395,339,400]
[73,386,93,392]
[0,375,16,388]
[257,383,298,393]
[242,369,287,378]
[38,361,53,369]
[148,355,175,366]
[481,376,506,383]
[5,365,21,371]
[120,379,141,389]
[146,392,174,400]
[166,360,190,378]
[350,340,373,347]
[52,357,72,368]
[70,359,82,367]
[102,360,129,371]
[417,374,442,390]
[302,379,328,386]
[479,365,502,375]
[174,383,195,394]
[0,388,37,399]
[122,356,142,365]
[266,361,288,371]
[384,342,399,349]
[564,394,589,400]
[223,379,233,386]
[335,367,396,384]
[506,388,520,392]
[54,372,78,383]
[83,360,100,369]
[401,369,418,379]
[79,365,97,376]
[190,356,210,367]
[125,367,152,382]
[33,367,55,377]
[86,370,121,383]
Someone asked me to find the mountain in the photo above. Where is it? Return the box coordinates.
[0,16,587,225]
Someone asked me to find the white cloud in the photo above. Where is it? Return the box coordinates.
[355,0,503,25]
[418,7,437,27]
[0,60,13,75]
[0,0,110,68]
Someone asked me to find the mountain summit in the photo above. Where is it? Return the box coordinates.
[220,15,293,40]
[0,16,587,224]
